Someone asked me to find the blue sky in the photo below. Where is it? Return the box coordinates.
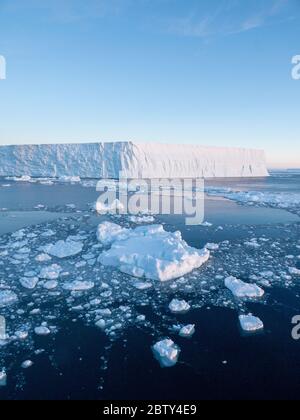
[0,0,299,168]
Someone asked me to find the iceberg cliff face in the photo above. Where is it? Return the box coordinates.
[0,142,269,178]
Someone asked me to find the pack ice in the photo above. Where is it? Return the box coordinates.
[0,142,268,178]
[97,222,210,282]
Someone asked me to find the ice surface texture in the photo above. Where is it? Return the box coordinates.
[0,142,268,178]
[98,223,210,282]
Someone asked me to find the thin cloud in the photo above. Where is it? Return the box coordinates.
[165,0,294,39]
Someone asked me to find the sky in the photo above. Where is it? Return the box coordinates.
[0,0,299,168]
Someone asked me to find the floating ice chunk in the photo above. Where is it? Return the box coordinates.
[132,281,153,290]
[225,276,264,299]
[43,280,58,290]
[239,315,264,333]
[19,277,39,290]
[95,319,106,330]
[205,243,219,251]
[0,290,18,308]
[289,267,300,276]
[0,370,7,387]
[62,280,94,291]
[21,360,33,369]
[39,264,62,280]
[34,326,51,336]
[99,224,210,282]
[59,176,81,183]
[96,222,129,246]
[152,339,180,368]
[15,329,29,340]
[42,239,83,258]
[169,299,191,314]
[179,324,195,338]
[95,199,125,214]
[35,253,52,262]
[129,215,155,224]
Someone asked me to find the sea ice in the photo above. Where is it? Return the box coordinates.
[179,324,195,338]
[34,326,51,336]
[0,290,18,308]
[21,360,33,369]
[225,276,264,299]
[98,223,210,282]
[62,281,95,291]
[19,276,39,290]
[42,239,83,258]
[169,299,191,314]
[96,222,128,246]
[239,315,264,332]
[289,267,300,276]
[0,370,7,387]
[152,339,180,368]
[43,280,58,290]
[39,264,62,280]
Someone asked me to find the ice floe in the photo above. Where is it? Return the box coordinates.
[98,223,210,282]
[239,315,264,333]
[34,326,51,336]
[152,339,180,368]
[39,264,62,280]
[62,280,95,291]
[41,239,83,258]
[225,276,264,299]
[169,299,191,314]
[0,290,18,308]
[179,324,195,338]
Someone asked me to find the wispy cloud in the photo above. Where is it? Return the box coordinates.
[165,0,295,39]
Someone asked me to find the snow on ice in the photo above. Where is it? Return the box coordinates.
[98,223,210,282]
[152,339,180,367]
[225,276,265,299]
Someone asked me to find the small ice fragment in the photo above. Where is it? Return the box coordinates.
[43,280,58,290]
[0,290,18,308]
[289,267,300,276]
[62,281,94,291]
[35,253,52,262]
[205,243,219,251]
[0,370,7,387]
[179,324,195,338]
[169,299,191,314]
[19,277,39,290]
[39,264,62,280]
[239,315,264,333]
[225,276,264,299]
[34,326,51,336]
[95,319,106,330]
[152,339,180,368]
[21,360,33,369]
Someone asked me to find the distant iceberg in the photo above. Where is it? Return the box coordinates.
[0,142,269,178]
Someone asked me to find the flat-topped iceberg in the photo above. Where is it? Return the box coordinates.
[225,276,264,299]
[152,339,180,367]
[0,142,268,178]
[98,223,210,282]
[239,315,264,332]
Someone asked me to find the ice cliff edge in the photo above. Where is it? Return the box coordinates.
[0,142,269,178]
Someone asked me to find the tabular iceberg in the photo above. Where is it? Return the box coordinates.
[0,142,269,178]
